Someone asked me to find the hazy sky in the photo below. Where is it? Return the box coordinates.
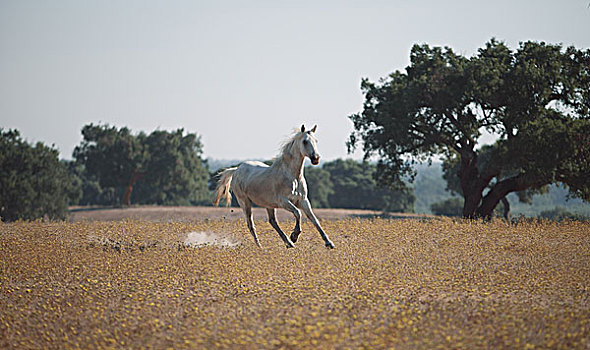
[1,0,589,161]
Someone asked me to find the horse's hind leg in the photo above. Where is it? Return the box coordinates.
[239,198,261,248]
[266,208,295,248]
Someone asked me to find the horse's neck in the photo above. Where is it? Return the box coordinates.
[274,151,305,179]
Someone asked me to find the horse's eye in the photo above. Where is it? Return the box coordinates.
[303,140,308,145]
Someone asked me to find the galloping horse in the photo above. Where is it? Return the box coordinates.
[214,125,335,249]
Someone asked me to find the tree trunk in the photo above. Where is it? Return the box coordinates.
[476,192,506,219]
[462,189,482,218]
[500,197,511,221]
[121,171,143,206]
[457,146,507,219]
[458,149,487,218]
[122,185,133,206]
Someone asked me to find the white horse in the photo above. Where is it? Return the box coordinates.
[214,125,335,249]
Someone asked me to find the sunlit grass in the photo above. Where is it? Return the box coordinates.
[1,218,589,349]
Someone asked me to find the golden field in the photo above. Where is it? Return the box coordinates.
[1,216,589,349]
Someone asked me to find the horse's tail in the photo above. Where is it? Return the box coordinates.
[214,167,237,206]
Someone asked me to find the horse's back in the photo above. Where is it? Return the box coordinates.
[233,160,287,206]
[241,160,269,169]
[233,161,270,185]
[236,161,269,178]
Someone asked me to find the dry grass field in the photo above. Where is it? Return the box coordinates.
[1,210,589,349]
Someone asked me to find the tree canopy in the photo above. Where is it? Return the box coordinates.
[0,129,80,221]
[348,39,590,218]
[73,124,144,206]
[74,124,209,206]
[134,129,210,205]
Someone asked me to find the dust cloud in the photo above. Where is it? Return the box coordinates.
[183,231,240,248]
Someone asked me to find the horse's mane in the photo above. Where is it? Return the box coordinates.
[275,129,316,161]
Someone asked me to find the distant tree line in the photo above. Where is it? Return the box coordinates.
[2,123,587,222]
[1,123,416,222]
[538,207,589,222]
[305,159,415,213]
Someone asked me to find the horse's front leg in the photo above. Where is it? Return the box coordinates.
[301,199,334,249]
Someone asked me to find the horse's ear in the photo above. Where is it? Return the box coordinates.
[311,125,317,133]
[301,125,305,133]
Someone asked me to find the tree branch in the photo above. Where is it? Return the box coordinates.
[477,173,547,218]
[413,123,462,153]
[444,112,475,147]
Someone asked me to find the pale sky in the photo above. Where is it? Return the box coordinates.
[1,0,589,161]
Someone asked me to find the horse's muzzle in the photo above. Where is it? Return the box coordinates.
[310,155,320,165]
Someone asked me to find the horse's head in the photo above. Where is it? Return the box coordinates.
[299,124,320,165]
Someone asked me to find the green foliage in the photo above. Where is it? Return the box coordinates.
[349,39,590,218]
[64,160,116,206]
[74,124,210,206]
[430,197,463,217]
[306,159,415,212]
[502,115,590,201]
[134,130,210,205]
[0,129,80,221]
[73,124,145,205]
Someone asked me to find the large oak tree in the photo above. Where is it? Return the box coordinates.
[348,39,590,218]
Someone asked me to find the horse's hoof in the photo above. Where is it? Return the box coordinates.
[286,243,295,249]
[290,232,300,243]
[325,241,335,249]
